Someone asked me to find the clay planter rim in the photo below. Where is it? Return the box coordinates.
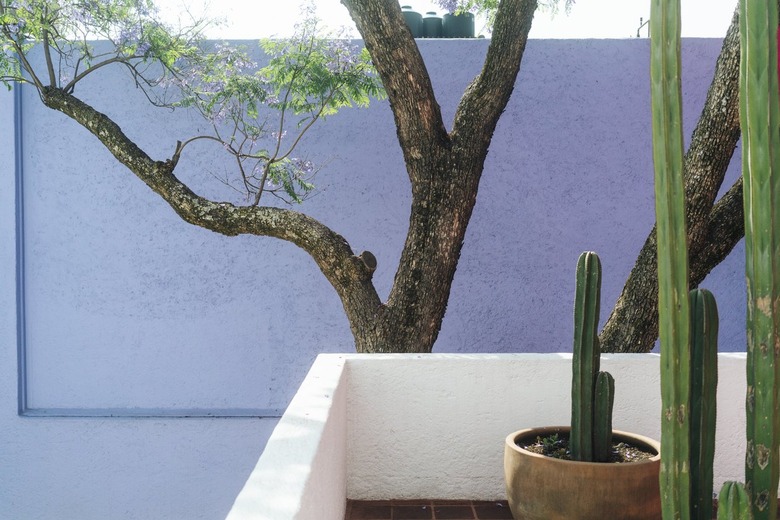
[505,425,662,520]
[505,425,661,466]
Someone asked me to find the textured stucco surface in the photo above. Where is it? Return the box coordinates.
[1,66,280,520]
[15,38,744,413]
[344,353,745,501]
[2,38,745,518]
[237,353,745,517]
[228,355,348,520]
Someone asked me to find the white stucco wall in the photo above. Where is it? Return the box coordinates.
[235,353,747,518]
[344,354,746,501]
[2,38,746,518]
[228,356,348,520]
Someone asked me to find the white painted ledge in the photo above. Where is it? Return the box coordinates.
[227,355,349,520]
[227,353,747,519]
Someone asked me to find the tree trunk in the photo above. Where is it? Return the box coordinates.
[35,0,538,354]
[343,0,538,353]
[600,6,745,353]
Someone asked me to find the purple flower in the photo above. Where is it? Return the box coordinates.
[136,41,151,55]
[435,0,462,13]
[118,24,142,45]
[291,158,314,176]
[6,19,25,36]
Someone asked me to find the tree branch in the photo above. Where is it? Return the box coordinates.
[39,86,383,327]
[689,177,744,288]
[3,33,45,91]
[452,0,538,146]
[41,11,57,87]
[600,6,743,353]
[63,55,138,93]
[341,0,449,177]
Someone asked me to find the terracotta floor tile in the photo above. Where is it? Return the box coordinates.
[472,501,513,520]
[348,501,393,519]
[393,504,434,519]
[346,497,776,520]
[432,504,476,519]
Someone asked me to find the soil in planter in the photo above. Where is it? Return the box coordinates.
[518,432,656,463]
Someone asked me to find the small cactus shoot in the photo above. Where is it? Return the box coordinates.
[690,288,719,520]
[593,370,615,463]
[570,251,614,463]
[718,482,753,520]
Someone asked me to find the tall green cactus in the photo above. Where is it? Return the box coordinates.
[570,251,613,463]
[652,2,780,518]
[690,288,719,520]
[739,0,780,517]
[650,0,692,516]
[718,482,753,520]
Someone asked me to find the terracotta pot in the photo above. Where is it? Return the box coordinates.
[504,426,661,520]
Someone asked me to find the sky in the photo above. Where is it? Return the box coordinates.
[155,0,738,40]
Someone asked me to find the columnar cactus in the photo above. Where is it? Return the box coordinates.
[718,482,753,520]
[739,0,780,517]
[651,1,780,518]
[649,0,692,516]
[570,251,613,463]
[690,288,719,520]
[652,0,780,518]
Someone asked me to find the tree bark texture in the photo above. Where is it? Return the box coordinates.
[340,0,538,352]
[600,6,749,353]
[39,86,385,350]
[36,0,538,353]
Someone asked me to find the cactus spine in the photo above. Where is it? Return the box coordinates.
[690,288,719,520]
[650,0,692,516]
[718,482,753,520]
[570,251,613,463]
[739,0,780,517]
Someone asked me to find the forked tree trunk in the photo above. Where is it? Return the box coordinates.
[600,6,747,353]
[342,0,538,352]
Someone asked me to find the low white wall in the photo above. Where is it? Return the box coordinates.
[237,353,747,517]
[345,353,746,500]
[228,356,349,520]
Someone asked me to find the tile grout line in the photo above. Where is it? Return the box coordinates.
[344,499,513,520]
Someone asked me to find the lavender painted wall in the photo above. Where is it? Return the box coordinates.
[2,38,743,518]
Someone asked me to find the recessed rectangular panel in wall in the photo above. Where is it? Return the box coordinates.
[14,48,358,416]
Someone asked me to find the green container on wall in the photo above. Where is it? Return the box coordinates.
[443,12,475,38]
[423,12,443,38]
[401,6,423,38]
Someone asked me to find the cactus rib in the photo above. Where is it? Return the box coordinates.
[718,481,753,520]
